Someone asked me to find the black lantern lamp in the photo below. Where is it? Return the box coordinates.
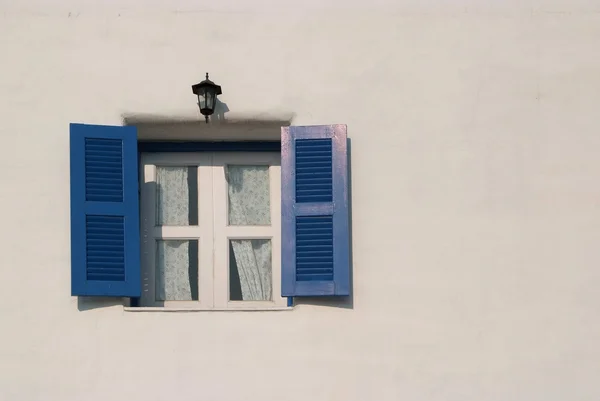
[192,73,222,123]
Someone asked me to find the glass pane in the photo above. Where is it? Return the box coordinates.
[226,165,270,226]
[156,240,199,301]
[156,166,198,226]
[206,92,214,109]
[229,239,272,301]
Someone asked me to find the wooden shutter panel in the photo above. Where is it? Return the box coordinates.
[70,123,141,297]
[281,125,350,296]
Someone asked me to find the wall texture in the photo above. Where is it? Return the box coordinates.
[2,1,600,400]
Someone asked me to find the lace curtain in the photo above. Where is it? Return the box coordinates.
[156,240,198,301]
[227,166,272,301]
[156,167,190,225]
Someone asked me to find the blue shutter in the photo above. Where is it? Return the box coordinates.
[281,125,350,296]
[70,123,141,297]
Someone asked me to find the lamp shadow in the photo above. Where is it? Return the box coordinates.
[293,137,355,310]
[213,98,230,122]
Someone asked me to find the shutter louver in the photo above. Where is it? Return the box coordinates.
[70,123,141,297]
[295,216,334,282]
[295,139,333,203]
[85,138,124,202]
[281,125,350,297]
[85,215,126,281]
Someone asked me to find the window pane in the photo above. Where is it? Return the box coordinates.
[156,240,199,301]
[156,166,198,226]
[226,165,270,225]
[229,239,272,301]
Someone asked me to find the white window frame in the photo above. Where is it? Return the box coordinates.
[139,152,286,310]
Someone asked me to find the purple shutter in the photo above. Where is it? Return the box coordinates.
[281,125,350,296]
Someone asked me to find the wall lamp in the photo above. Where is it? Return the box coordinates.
[192,73,222,123]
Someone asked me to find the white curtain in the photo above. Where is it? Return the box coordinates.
[227,166,272,301]
[156,240,193,301]
[156,167,193,300]
[156,166,189,225]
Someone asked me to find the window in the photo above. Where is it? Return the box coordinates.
[139,152,285,309]
[69,123,351,308]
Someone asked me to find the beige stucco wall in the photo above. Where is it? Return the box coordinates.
[2,1,600,400]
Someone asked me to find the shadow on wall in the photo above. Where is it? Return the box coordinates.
[213,98,229,121]
[122,108,294,141]
[77,296,128,311]
[293,138,354,310]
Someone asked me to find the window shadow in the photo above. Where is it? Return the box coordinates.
[122,111,294,142]
[137,180,165,308]
[293,138,354,310]
[77,296,127,311]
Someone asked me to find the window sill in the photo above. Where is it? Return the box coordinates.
[124,306,293,312]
